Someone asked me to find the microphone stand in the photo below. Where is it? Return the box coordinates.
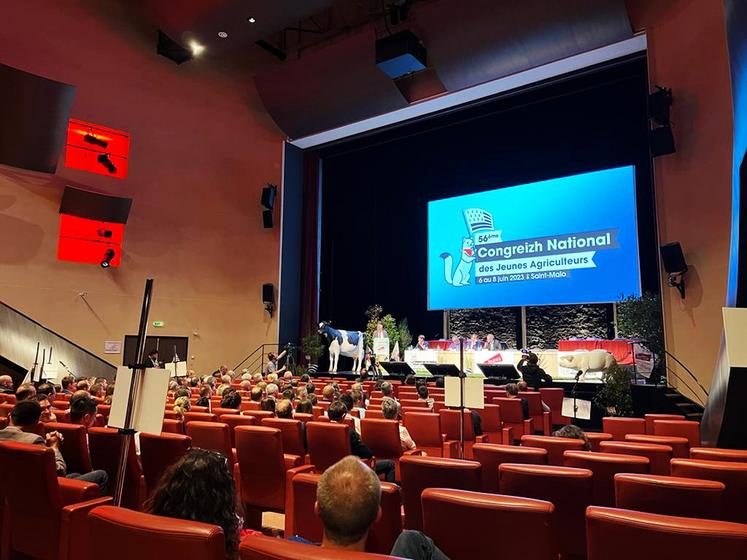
[27,342,40,384]
[571,370,582,421]
[459,338,466,460]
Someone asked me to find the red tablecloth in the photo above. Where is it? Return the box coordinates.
[557,339,636,365]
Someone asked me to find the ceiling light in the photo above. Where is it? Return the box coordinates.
[247,17,256,23]
[97,153,117,174]
[189,40,205,56]
[218,31,228,38]
[83,133,108,148]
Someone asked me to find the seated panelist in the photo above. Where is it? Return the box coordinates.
[415,335,429,351]
[466,333,482,351]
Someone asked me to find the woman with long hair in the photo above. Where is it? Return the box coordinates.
[172,395,191,422]
[144,449,242,558]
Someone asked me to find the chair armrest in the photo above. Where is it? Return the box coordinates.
[403,448,423,457]
[284,454,304,470]
[542,412,551,436]
[523,418,534,435]
[443,440,459,458]
[58,477,99,506]
[501,426,514,445]
[475,435,488,443]
[284,464,317,536]
[59,497,113,560]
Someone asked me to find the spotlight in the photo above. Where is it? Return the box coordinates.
[83,133,108,148]
[157,29,193,64]
[218,31,228,38]
[189,40,205,56]
[97,153,117,174]
[100,248,115,268]
[247,17,256,23]
[97,228,113,238]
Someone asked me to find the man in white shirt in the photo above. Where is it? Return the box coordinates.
[381,397,415,451]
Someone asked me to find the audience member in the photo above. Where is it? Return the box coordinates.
[351,390,366,418]
[0,375,14,394]
[240,380,251,391]
[76,379,90,392]
[339,393,361,434]
[104,385,115,405]
[221,391,241,410]
[195,386,212,407]
[90,383,106,398]
[416,384,434,411]
[517,352,553,390]
[296,399,313,414]
[174,386,191,400]
[517,380,528,392]
[70,394,98,427]
[554,424,591,451]
[506,383,529,419]
[300,373,310,383]
[15,383,36,402]
[60,375,76,394]
[264,351,286,377]
[322,384,338,402]
[145,449,241,559]
[380,381,394,399]
[275,399,294,419]
[266,383,280,399]
[173,396,191,421]
[282,387,294,400]
[327,401,395,482]
[36,382,55,398]
[313,456,447,558]
[0,400,108,489]
[260,397,276,414]
[37,395,57,423]
[381,397,416,451]
[250,387,262,402]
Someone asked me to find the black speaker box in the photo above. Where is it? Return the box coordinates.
[262,209,273,228]
[261,185,277,209]
[650,126,676,157]
[660,242,688,274]
[262,283,274,304]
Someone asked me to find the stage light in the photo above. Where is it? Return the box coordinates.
[218,31,228,38]
[83,133,108,148]
[157,30,193,65]
[97,153,117,174]
[100,248,115,268]
[97,228,113,238]
[189,40,205,56]
[247,17,256,23]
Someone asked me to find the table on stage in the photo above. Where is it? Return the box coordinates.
[403,349,560,377]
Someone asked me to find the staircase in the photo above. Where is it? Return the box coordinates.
[664,387,705,423]
[0,301,116,384]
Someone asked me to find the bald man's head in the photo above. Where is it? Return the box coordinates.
[316,456,381,547]
[0,375,13,389]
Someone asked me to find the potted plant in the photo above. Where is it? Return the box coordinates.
[594,362,634,416]
[301,333,323,366]
[616,292,665,382]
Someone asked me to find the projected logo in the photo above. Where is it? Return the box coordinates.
[440,209,502,286]
[440,207,619,287]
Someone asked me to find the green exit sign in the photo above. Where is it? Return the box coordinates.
[152,321,165,328]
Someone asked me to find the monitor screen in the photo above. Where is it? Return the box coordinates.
[427,165,641,309]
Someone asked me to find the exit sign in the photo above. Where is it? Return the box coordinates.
[152,321,165,327]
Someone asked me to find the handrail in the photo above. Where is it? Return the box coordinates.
[233,342,289,375]
[663,349,709,397]
[663,365,706,407]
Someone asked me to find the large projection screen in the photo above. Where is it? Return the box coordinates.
[427,165,641,310]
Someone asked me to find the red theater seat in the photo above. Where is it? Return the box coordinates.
[644,413,684,434]
[473,443,547,493]
[493,397,534,441]
[185,422,234,467]
[0,441,111,560]
[139,432,191,495]
[422,489,555,560]
[240,534,400,559]
[690,447,747,463]
[162,418,184,434]
[519,392,551,435]
[474,404,512,444]
[184,412,217,424]
[499,463,593,559]
[671,458,747,523]
[624,434,690,458]
[586,506,747,559]
[564,450,649,506]
[241,410,274,422]
[602,417,646,441]
[235,426,306,528]
[440,409,487,459]
[261,418,307,456]
[306,422,350,473]
[89,505,225,560]
[220,414,256,447]
[403,412,457,458]
[652,419,701,448]
[521,434,586,465]
[285,472,402,554]
[88,427,144,510]
[614,473,725,519]
[586,432,614,452]
[361,418,420,480]
[44,422,93,475]
[599,441,674,476]
[539,388,569,426]
[399,455,481,531]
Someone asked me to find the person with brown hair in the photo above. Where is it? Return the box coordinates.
[312,456,448,559]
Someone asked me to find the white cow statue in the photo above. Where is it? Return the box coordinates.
[318,321,365,373]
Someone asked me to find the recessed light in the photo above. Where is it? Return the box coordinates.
[188,40,205,56]
[217,31,228,38]
[247,17,256,23]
